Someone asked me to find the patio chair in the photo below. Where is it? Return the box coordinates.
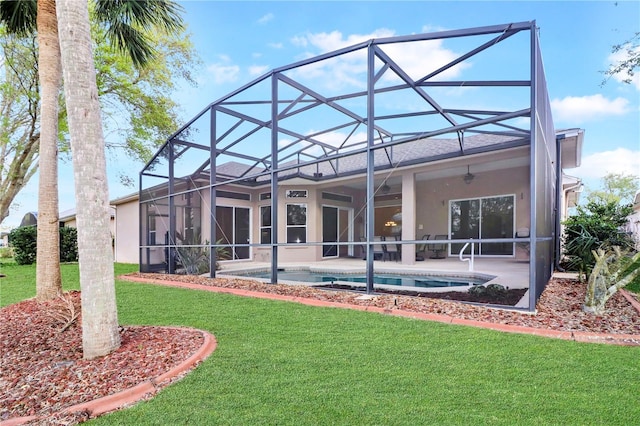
[384,236,400,261]
[430,234,448,259]
[373,236,385,261]
[359,236,367,259]
[415,234,430,261]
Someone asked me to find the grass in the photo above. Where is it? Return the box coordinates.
[2,263,640,425]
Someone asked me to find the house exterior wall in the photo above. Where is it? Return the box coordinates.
[414,165,530,242]
[114,200,139,263]
[189,163,531,265]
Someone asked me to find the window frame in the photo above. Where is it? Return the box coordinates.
[260,205,271,245]
[448,194,515,257]
[286,203,307,243]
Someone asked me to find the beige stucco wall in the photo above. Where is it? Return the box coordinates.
[114,200,139,263]
[414,165,530,240]
[133,147,534,266]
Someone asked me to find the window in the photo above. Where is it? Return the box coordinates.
[286,189,307,198]
[259,192,271,201]
[260,205,271,244]
[450,195,514,256]
[286,203,307,243]
[148,215,156,245]
[322,192,352,203]
[216,190,250,201]
[182,206,201,243]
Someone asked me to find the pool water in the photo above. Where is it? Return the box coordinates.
[229,270,488,288]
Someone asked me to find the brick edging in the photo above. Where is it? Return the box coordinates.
[120,275,640,346]
[620,289,640,314]
[1,328,217,426]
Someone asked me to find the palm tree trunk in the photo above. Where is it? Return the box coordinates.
[35,0,62,302]
[56,0,120,359]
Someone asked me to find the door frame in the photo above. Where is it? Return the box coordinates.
[215,204,252,261]
[321,204,354,258]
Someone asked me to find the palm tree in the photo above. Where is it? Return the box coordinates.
[0,0,183,303]
[56,0,183,359]
[56,0,119,359]
[1,0,61,301]
[2,0,184,357]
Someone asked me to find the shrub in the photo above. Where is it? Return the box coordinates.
[485,283,507,298]
[562,200,634,277]
[468,285,486,297]
[8,226,78,265]
[0,246,14,259]
[468,284,508,299]
[9,226,37,265]
[59,227,78,262]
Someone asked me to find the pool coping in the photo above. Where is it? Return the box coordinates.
[217,266,499,294]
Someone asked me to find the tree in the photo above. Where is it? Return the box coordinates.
[0,0,194,303]
[602,31,640,87]
[34,0,63,302]
[56,0,120,359]
[563,200,635,279]
[583,247,640,314]
[0,29,40,225]
[1,0,62,300]
[0,9,196,223]
[586,172,640,205]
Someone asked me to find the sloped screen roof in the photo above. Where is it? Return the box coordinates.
[143,21,540,188]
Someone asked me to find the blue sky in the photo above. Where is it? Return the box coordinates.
[3,0,639,229]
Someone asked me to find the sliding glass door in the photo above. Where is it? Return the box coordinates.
[215,206,250,260]
[322,206,353,258]
[450,195,514,256]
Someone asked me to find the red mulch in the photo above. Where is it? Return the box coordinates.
[0,291,203,424]
[1,276,639,425]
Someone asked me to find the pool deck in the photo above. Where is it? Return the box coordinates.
[218,257,531,308]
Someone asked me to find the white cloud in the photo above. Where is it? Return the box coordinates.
[268,42,283,49]
[574,148,640,180]
[551,94,630,123]
[249,65,269,76]
[207,56,240,84]
[287,29,468,92]
[277,129,369,158]
[421,24,448,33]
[258,13,274,24]
[606,44,640,90]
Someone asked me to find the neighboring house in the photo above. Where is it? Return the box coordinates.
[137,22,583,310]
[111,193,140,264]
[59,206,117,259]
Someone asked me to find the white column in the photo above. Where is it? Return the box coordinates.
[401,172,416,265]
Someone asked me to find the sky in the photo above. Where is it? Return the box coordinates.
[3,0,639,229]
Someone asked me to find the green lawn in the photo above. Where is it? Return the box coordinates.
[2,263,639,425]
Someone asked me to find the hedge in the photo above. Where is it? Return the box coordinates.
[8,226,78,265]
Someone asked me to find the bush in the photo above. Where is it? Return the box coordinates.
[0,246,14,259]
[60,227,78,262]
[562,200,635,276]
[468,284,507,298]
[8,226,78,265]
[485,283,507,298]
[9,226,37,265]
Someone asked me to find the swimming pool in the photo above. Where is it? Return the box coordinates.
[227,270,489,288]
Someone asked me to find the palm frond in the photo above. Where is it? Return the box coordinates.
[93,0,184,68]
[0,0,37,36]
